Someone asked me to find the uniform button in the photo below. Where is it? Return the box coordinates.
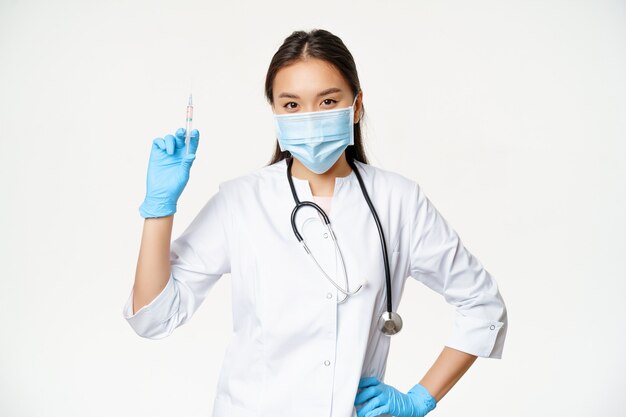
[323,232,329,239]
[326,292,333,299]
[489,325,496,330]
[324,360,331,366]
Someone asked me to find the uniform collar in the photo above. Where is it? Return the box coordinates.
[279,158,358,201]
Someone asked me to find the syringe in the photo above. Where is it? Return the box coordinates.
[184,94,193,155]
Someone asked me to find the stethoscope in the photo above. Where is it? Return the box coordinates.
[286,156,403,335]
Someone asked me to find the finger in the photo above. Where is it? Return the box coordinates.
[358,377,381,389]
[354,385,381,406]
[364,404,388,417]
[175,128,186,149]
[152,137,166,150]
[164,134,175,155]
[188,129,200,155]
[357,394,382,417]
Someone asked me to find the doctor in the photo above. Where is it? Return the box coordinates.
[123,29,508,417]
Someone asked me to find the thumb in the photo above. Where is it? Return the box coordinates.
[188,129,200,155]
[181,153,196,170]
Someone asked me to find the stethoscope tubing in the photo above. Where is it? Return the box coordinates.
[286,156,394,316]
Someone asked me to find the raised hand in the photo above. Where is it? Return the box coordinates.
[139,128,200,218]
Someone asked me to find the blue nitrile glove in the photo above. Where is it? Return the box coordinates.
[139,128,200,218]
[354,376,436,417]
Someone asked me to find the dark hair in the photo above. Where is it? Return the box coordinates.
[264,29,369,166]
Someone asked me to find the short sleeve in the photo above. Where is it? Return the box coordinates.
[122,184,232,339]
[408,182,508,359]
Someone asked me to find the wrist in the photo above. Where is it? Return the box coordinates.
[139,197,177,218]
[407,383,437,413]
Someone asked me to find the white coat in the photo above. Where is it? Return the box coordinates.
[123,158,508,417]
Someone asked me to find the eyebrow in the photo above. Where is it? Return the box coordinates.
[277,87,343,99]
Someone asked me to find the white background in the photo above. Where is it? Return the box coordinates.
[1,0,625,416]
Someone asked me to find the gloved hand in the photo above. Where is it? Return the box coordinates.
[354,376,437,417]
[139,127,200,218]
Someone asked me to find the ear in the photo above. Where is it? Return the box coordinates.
[354,91,363,124]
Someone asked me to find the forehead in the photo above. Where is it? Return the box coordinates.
[273,58,349,97]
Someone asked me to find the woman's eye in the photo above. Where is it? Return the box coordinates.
[282,99,337,111]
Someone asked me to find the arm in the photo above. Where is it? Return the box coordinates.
[132,215,174,314]
[408,181,508,359]
[122,186,232,339]
[418,346,477,403]
[355,182,507,417]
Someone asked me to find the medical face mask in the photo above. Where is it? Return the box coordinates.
[273,95,358,174]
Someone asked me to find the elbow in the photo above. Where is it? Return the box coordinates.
[121,274,182,340]
[125,317,177,340]
[446,288,509,359]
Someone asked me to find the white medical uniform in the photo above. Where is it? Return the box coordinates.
[123,158,508,417]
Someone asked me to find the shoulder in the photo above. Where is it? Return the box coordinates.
[352,160,417,195]
[352,161,421,224]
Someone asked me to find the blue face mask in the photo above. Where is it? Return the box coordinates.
[273,95,358,174]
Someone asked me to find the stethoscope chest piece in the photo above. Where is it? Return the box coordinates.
[379,311,403,335]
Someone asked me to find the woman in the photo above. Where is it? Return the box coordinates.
[123,29,508,417]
